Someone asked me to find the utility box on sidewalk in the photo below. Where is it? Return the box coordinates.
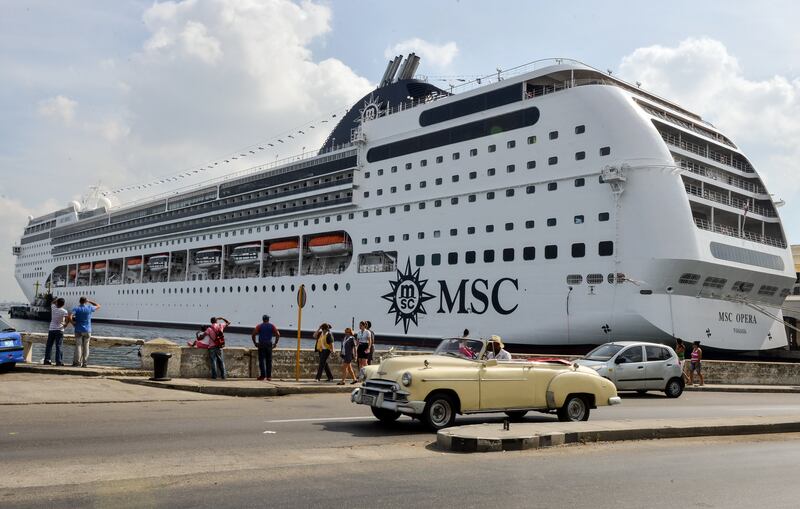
[141,339,182,378]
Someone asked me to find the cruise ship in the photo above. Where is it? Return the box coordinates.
[13,55,797,351]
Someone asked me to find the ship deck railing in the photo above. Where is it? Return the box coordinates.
[661,130,754,173]
[676,156,765,194]
[684,183,776,217]
[693,217,787,248]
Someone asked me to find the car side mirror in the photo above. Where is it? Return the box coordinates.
[614,357,626,364]
[484,359,498,367]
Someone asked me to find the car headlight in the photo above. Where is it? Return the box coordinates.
[358,367,366,382]
[401,372,412,387]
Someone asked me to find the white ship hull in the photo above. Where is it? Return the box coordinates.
[13,57,796,351]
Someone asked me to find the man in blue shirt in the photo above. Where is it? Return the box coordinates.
[251,315,280,381]
[72,296,101,367]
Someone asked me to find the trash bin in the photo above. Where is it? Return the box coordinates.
[150,351,172,381]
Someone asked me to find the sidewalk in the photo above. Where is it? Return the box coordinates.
[437,415,800,453]
[114,377,357,397]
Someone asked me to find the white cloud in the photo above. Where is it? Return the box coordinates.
[619,37,800,242]
[385,38,459,69]
[37,95,78,125]
[180,21,223,64]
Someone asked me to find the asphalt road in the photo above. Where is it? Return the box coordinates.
[2,374,800,507]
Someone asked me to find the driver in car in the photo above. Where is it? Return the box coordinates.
[485,335,511,361]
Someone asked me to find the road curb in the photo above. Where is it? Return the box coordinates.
[436,417,800,453]
[114,377,356,397]
[15,364,150,377]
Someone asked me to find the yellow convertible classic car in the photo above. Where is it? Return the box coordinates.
[352,337,621,430]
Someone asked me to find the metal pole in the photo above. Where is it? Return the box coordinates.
[296,291,303,381]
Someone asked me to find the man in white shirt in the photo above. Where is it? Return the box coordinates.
[44,297,70,366]
[485,335,512,361]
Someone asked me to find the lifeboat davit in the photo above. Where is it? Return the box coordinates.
[231,243,261,265]
[147,254,170,272]
[308,234,350,255]
[268,240,299,259]
[93,262,107,274]
[78,263,92,275]
[195,248,222,268]
[126,257,143,270]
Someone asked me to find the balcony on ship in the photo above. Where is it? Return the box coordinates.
[689,201,786,249]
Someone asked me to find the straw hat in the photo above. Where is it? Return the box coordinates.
[489,335,504,348]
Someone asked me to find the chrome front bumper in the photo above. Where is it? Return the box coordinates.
[351,387,425,415]
[608,396,622,406]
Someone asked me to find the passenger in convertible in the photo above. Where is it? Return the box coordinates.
[485,335,512,361]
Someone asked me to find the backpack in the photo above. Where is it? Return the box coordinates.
[215,326,226,348]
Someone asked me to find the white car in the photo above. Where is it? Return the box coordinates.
[576,341,685,398]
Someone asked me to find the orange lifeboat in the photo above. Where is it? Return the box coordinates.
[78,263,92,275]
[126,257,143,270]
[308,234,350,255]
[268,239,299,259]
[93,262,107,274]
[147,254,169,272]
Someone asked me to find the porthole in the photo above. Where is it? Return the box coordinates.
[312,284,316,291]
[346,283,351,291]
[322,283,327,291]
[281,285,285,292]
[334,283,339,291]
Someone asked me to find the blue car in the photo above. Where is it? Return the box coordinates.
[0,317,23,372]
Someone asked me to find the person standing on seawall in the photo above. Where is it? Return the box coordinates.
[251,315,280,381]
[313,322,334,382]
[207,316,230,380]
[72,296,100,368]
[44,297,70,366]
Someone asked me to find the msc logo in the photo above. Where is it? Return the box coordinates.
[382,259,435,334]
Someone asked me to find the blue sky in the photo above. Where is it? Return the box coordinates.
[2,0,799,301]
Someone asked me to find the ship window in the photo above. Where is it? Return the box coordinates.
[574,215,584,224]
[468,195,476,202]
[378,169,384,176]
[503,248,514,262]
[404,204,411,212]
[547,218,556,227]
[505,222,514,231]
[587,273,604,285]
[404,184,411,191]
[575,178,585,187]
[703,277,727,289]
[506,189,514,197]
[363,211,369,218]
[432,253,441,266]
[545,245,557,259]
[506,164,515,173]
[549,131,558,140]
[523,246,535,260]
[436,156,443,164]
[418,203,426,210]
[418,232,425,239]
[452,175,459,182]
[758,285,778,296]
[388,235,395,242]
[507,140,516,149]
[525,220,535,229]
[406,163,412,170]
[528,135,537,144]
[450,228,457,236]
[434,230,441,238]
[403,234,409,240]
[679,273,700,285]
[374,237,381,244]
[416,254,425,266]
[465,251,476,264]
[572,243,586,258]
[548,156,558,165]
[567,274,583,285]
[452,152,460,160]
[575,125,586,134]
[732,281,754,293]
[467,226,476,234]
[487,192,495,200]
[598,212,610,221]
[779,288,791,298]
[363,192,370,198]
[484,249,495,263]
[451,197,459,205]
[365,172,370,178]
[470,148,477,157]
[600,146,611,156]
[421,159,427,167]
[575,151,586,161]
[527,160,536,169]
[487,168,496,176]
[548,182,557,191]
[391,166,398,173]
[526,185,536,194]
[389,206,396,214]
[488,144,496,153]
[377,189,383,196]
[448,252,458,265]
[598,241,614,256]
[435,178,443,185]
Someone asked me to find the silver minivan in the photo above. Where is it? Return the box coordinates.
[577,341,685,398]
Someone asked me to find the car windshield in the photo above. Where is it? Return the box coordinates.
[434,338,484,360]
[584,343,624,361]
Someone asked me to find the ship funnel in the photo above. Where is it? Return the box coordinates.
[380,55,403,87]
[404,53,421,79]
[397,52,416,81]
